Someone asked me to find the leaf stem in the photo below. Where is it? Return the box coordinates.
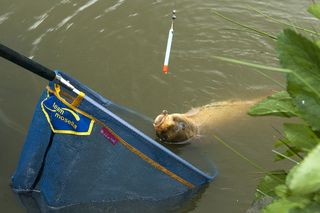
[212,56,291,73]
[272,149,300,164]
[213,134,266,172]
[272,126,304,160]
[248,6,320,36]
[292,72,320,100]
[213,135,285,183]
[213,10,277,40]
[256,188,269,197]
[212,56,320,100]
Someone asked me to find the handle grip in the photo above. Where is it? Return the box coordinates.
[0,43,56,81]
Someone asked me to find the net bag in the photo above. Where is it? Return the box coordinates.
[12,71,217,212]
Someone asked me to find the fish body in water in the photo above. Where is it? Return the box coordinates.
[153,99,261,143]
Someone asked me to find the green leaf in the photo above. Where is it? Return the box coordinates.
[262,198,309,213]
[308,3,320,19]
[277,29,320,131]
[284,123,320,152]
[273,138,303,162]
[274,139,284,148]
[286,144,320,195]
[314,193,320,203]
[274,139,291,148]
[256,170,287,199]
[274,184,289,198]
[291,203,320,213]
[248,91,297,117]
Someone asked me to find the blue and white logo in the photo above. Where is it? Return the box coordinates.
[41,92,94,135]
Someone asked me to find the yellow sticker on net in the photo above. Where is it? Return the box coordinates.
[41,91,94,135]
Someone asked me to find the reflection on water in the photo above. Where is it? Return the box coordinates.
[16,185,209,213]
[0,0,318,212]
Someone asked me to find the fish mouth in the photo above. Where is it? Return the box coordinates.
[153,110,168,127]
[156,133,168,142]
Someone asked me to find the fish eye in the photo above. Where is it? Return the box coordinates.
[178,122,186,130]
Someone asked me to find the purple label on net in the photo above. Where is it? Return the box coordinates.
[100,127,119,145]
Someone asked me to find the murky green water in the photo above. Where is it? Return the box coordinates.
[0,0,317,212]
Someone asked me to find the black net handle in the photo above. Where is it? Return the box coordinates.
[0,43,56,81]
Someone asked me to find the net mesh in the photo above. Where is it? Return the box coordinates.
[12,71,217,211]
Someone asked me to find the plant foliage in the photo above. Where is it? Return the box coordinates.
[248,91,297,117]
[247,3,320,212]
[215,3,320,212]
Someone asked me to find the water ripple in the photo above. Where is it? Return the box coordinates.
[28,13,49,31]
[0,12,13,25]
[30,0,100,56]
[56,0,99,30]
[95,0,126,19]
[104,0,125,13]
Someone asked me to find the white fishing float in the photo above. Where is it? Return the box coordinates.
[163,10,176,74]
